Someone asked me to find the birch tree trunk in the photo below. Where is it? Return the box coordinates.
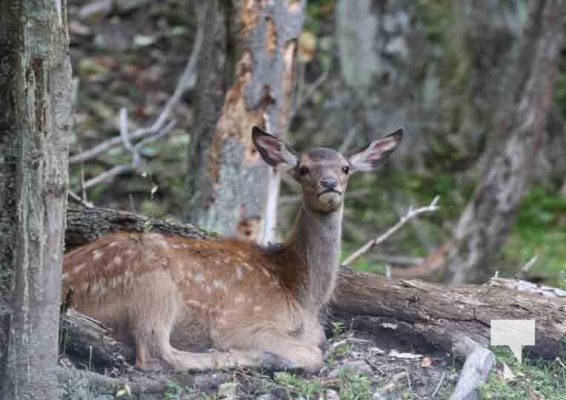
[442,0,566,283]
[187,0,305,240]
[0,0,72,398]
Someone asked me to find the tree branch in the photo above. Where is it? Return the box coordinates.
[68,6,204,165]
[343,196,440,266]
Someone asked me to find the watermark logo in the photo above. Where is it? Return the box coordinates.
[490,319,535,378]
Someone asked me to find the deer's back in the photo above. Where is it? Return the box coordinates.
[63,232,306,349]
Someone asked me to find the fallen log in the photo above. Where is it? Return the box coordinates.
[64,207,565,361]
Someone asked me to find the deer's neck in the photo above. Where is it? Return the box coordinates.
[286,205,343,313]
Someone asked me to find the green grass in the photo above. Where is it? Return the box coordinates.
[480,348,566,400]
[502,186,566,287]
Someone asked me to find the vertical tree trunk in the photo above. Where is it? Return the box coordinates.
[0,0,72,398]
[187,0,230,228]
[443,0,565,283]
[188,0,305,240]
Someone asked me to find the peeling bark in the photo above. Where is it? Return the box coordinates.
[188,0,305,240]
[0,0,72,398]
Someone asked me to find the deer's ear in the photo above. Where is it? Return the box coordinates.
[347,128,403,172]
[252,126,298,168]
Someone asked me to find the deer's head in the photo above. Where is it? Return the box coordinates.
[252,127,403,213]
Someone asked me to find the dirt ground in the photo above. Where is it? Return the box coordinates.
[60,322,459,399]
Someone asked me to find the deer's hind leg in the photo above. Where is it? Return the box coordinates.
[127,271,265,371]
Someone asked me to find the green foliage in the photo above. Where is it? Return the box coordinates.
[331,321,345,337]
[164,381,201,400]
[414,0,453,45]
[336,367,373,400]
[274,371,325,398]
[503,186,566,286]
[480,348,566,399]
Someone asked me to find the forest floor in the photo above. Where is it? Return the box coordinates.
[59,321,566,400]
[60,325,456,399]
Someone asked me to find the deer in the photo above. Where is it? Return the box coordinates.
[62,126,403,373]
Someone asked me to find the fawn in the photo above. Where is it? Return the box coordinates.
[62,126,402,373]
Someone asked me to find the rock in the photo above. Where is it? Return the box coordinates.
[257,394,278,400]
[326,389,340,400]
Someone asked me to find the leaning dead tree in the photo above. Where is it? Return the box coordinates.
[431,0,566,283]
[0,0,72,398]
[188,0,306,241]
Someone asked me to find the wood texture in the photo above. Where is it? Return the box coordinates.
[187,0,306,239]
[0,1,73,398]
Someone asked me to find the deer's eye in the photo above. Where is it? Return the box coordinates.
[299,166,309,176]
[342,166,350,174]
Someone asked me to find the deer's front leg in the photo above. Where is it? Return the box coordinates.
[213,323,324,373]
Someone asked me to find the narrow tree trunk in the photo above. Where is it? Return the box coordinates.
[187,0,230,225]
[441,0,565,283]
[0,0,72,398]
[187,0,305,240]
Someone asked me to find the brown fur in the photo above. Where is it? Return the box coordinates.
[63,127,402,373]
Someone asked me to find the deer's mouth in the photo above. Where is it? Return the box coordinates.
[317,189,342,197]
[316,190,343,212]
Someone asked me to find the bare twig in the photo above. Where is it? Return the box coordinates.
[67,190,94,208]
[119,107,142,170]
[290,71,328,120]
[338,123,360,154]
[82,165,133,190]
[69,6,204,165]
[368,254,425,266]
[515,254,538,279]
[393,199,436,252]
[431,372,446,398]
[343,196,440,266]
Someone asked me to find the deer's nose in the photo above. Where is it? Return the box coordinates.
[320,177,338,190]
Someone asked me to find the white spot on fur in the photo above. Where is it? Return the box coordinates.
[212,280,225,290]
[194,273,204,283]
[74,263,86,273]
[235,266,244,281]
[108,242,119,248]
[234,294,246,304]
[253,305,262,312]
[113,256,122,266]
[93,250,103,260]
[187,299,201,307]
[62,273,69,280]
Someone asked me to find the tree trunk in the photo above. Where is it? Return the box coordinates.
[187,0,305,240]
[0,0,72,398]
[63,207,566,361]
[440,0,566,283]
[187,0,230,226]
